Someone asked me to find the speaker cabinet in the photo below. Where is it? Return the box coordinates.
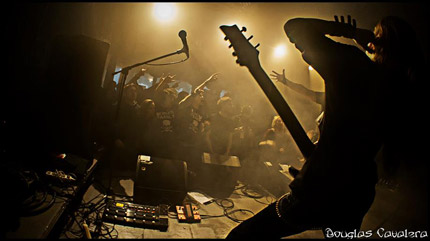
[194,153,241,195]
[44,34,110,157]
[134,155,188,206]
[257,161,291,198]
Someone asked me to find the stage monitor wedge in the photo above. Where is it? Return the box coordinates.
[134,155,188,207]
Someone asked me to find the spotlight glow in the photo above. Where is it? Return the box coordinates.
[274,45,287,58]
[153,3,177,22]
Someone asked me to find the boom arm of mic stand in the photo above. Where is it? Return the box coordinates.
[112,49,184,76]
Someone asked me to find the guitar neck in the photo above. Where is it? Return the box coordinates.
[248,63,315,159]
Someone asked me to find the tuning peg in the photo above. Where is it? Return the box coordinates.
[228,44,233,48]
[232,52,237,57]
[255,43,260,49]
[236,59,241,64]
[241,27,247,32]
[224,36,228,41]
[247,35,253,41]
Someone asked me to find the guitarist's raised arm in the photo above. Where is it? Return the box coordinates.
[224,15,422,240]
[284,17,375,67]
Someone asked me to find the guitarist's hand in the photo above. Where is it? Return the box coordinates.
[270,69,287,85]
[334,15,375,53]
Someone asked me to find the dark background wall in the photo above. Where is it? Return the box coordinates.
[2,2,427,164]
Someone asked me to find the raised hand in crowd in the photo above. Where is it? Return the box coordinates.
[155,73,176,91]
[193,72,219,94]
[271,68,325,105]
[270,69,287,85]
[129,68,147,85]
[179,73,219,107]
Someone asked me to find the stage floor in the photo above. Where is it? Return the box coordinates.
[58,157,427,239]
[62,176,325,239]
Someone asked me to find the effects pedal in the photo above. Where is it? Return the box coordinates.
[176,204,201,223]
[102,199,169,231]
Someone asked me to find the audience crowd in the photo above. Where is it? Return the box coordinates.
[94,68,312,174]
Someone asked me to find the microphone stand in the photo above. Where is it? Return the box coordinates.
[106,48,186,198]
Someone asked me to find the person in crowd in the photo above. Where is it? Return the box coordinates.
[226,15,423,239]
[231,105,258,185]
[113,83,142,171]
[177,90,190,104]
[127,68,151,104]
[176,90,206,167]
[176,73,219,166]
[116,83,141,145]
[201,81,223,118]
[151,73,179,159]
[205,96,236,157]
[258,115,301,168]
[137,98,157,156]
[270,69,327,175]
[232,105,257,160]
[260,116,291,156]
[203,96,238,190]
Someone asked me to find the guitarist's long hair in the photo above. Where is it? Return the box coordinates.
[372,16,424,85]
[375,16,424,178]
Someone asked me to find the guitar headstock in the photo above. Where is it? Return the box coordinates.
[220,24,260,68]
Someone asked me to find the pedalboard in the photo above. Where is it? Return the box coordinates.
[102,199,169,231]
[176,204,201,223]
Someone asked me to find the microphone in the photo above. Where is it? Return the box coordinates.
[178,30,189,58]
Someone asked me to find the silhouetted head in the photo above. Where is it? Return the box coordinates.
[271,116,286,133]
[370,16,423,83]
[124,84,138,105]
[217,96,233,116]
[178,91,189,103]
[141,98,155,118]
[191,91,204,109]
[240,105,254,123]
[160,88,178,109]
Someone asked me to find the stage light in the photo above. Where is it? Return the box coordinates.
[153,3,177,22]
[274,44,286,58]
